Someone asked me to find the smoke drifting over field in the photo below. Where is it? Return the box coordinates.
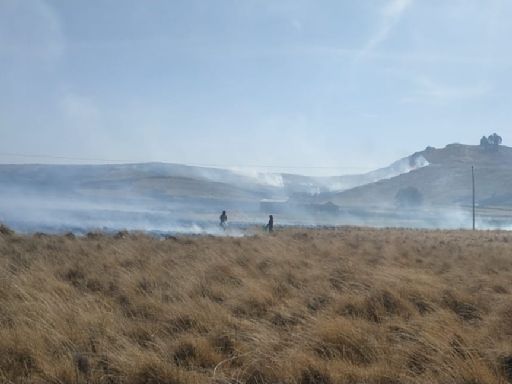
[0,182,487,236]
[1,146,511,235]
[0,187,247,236]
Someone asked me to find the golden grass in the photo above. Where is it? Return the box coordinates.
[1,227,512,383]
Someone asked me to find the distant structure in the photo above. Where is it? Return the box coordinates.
[259,199,340,215]
[260,199,288,213]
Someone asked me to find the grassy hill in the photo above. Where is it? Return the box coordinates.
[0,163,281,201]
[328,144,512,208]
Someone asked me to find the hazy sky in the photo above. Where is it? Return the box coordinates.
[1,0,511,175]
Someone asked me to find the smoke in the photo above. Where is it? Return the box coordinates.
[229,168,285,188]
[316,154,430,193]
[0,161,508,236]
[0,188,248,237]
[0,189,503,235]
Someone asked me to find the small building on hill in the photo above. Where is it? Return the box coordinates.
[259,199,289,213]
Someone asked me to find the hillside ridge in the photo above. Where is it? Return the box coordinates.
[328,143,512,208]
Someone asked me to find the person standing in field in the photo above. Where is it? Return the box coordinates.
[265,214,274,232]
[219,210,228,229]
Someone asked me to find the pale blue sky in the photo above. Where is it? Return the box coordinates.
[1,0,511,175]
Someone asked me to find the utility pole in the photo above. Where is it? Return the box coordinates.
[472,166,475,231]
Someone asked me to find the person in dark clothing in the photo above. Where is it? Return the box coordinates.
[219,210,228,229]
[265,214,274,232]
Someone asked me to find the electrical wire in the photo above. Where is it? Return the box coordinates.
[0,151,375,171]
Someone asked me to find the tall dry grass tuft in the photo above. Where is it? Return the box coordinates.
[0,226,512,383]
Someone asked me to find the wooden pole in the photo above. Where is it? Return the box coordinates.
[472,166,475,231]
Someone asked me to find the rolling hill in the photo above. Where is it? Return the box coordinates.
[1,142,511,232]
[326,144,512,208]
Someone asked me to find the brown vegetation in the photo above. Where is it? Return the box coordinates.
[1,226,512,383]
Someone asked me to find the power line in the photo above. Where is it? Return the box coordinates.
[0,151,375,171]
[0,152,134,163]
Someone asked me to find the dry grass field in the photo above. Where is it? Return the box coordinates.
[1,225,512,383]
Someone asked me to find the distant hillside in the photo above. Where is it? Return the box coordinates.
[3,144,511,233]
[281,152,429,195]
[0,155,431,204]
[327,144,512,208]
[0,163,283,201]
[0,163,286,233]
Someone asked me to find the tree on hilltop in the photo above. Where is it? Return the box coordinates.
[480,133,502,151]
[480,136,489,147]
[488,133,502,146]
